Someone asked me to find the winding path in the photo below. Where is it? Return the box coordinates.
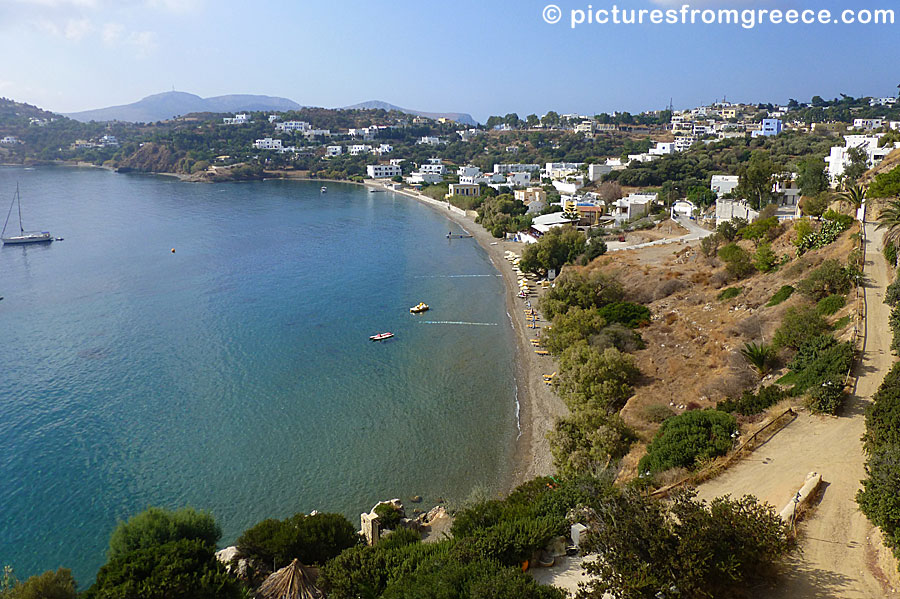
[696,223,897,597]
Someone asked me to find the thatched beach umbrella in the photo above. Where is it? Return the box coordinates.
[256,559,323,599]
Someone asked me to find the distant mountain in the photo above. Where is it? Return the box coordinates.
[64,91,303,123]
[343,100,477,126]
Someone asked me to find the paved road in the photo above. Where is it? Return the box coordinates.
[696,223,896,597]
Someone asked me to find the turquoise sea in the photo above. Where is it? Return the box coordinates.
[0,167,518,585]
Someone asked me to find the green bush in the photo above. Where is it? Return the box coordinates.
[107,507,221,560]
[773,305,831,350]
[717,386,786,416]
[518,227,586,274]
[864,362,900,454]
[718,243,755,279]
[885,276,900,307]
[794,213,853,256]
[754,242,778,273]
[548,409,635,476]
[783,334,852,414]
[807,378,846,414]
[236,512,359,567]
[638,410,738,475]
[84,539,244,599]
[767,285,795,306]
[579,490,790,599]
[374,503,403,530]
[3,569,76,599]
[717,287,743,301]
[822,209,854,229]
[797,259,854,301]
[588,323,645,353]
[884,242,898,267]
[816,294,847,316]
[542,307,607,355]
[554,343,640,413]
[539,270,624,321]
[596,301,651,328]
[857,448,900,556]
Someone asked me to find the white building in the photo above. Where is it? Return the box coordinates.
[674,135,698,152]
[254,138,283,150]
[326,145,343,157]
[389,158,405,166]
[367,164,402,179]
[504,172,531,187]
[99,134,118,147]
[0,135,21,144]
[612,193,656,222]
[276,121,311,133]
[825,134,900,183]
[460,172,504,185]
[711,175,740,198]
[627,153,657,164]
[853,118,885,131]
[458,165,482,178]
[420,158,446,175]
[304,129,332,138]
[223,113,249,125]
[716,199,759,227]
[406,172,443,185]
[348,144,373,156]
[870,97,898,107]
[494,164,541,174]
[268,114,279,123]
[671,200,696,219]
[447,183,480,198]
[417,136,442,146]
[649,142,676,156]
[552,176,585,195]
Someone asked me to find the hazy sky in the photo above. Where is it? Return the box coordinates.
[0,0,897,121]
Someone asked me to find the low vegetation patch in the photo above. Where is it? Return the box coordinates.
[786,334,853,414]
[638,409,738,476]
[767,285,795,307]
[716,385,786,416]
[816,294,846,316]
[717,287,743,302]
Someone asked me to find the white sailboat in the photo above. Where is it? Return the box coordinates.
[1,184,53,245]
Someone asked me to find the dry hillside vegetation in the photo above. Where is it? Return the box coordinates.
[583,221,859,480]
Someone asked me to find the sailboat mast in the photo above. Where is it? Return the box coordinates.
[16,183,24,233]
[2,186,16,238]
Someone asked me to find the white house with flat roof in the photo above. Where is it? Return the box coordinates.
[374,144,393,155]
[326,145,342,157]
[254,138,283,150]
[276,121,310,133]
[417,136,442,146]
[612,193,655,223]
[494,164,541,174]
[649,142,676,156]
[348,144,373,156]
[853,118,885,131]
[711,175,740,198]
[406,172,443,185]
[367,164,402,179]
[420,159,446,175]
[458,165,481,178]
[825,134,900,183]
[223,113,249,125]
[716,199,758,227]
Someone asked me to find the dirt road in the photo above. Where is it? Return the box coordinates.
[696,223,897,597]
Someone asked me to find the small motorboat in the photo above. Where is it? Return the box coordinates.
[320,186,328,193]
[409,302,429,314]
[370,332,394,341]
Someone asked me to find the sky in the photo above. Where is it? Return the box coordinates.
[0,0,897,122]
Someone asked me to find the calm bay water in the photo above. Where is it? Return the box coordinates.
[0,167,517,584]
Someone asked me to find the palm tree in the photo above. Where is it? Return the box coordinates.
[740,341,775,377]
[877,198,900,246]
[839,184,866,215]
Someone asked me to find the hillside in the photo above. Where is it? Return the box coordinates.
[64,91,302,123]
[343,100,477,126]
[0,97,61,125]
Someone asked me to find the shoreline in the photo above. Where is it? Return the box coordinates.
[369,179,567,492]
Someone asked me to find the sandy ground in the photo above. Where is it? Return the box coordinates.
[696,223,899,598]
[376,182,568,489]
